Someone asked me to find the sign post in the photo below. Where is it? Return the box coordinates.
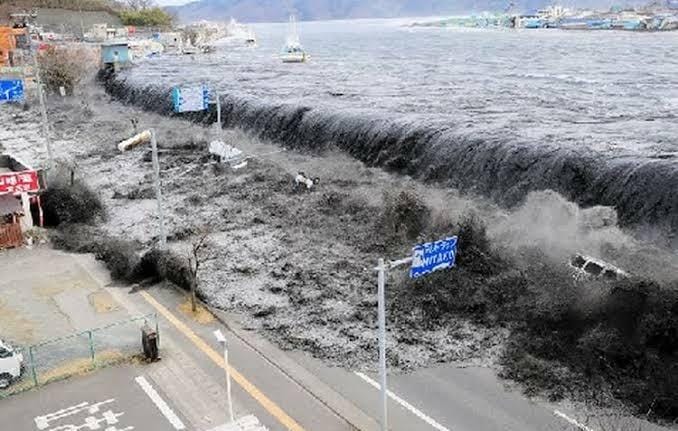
[376,258,388,431]
[374,235,458,431]
[216,92,221,130]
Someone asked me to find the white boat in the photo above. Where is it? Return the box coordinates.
[280,16,308,63]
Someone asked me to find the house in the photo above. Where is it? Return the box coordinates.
[101,42,130,65]
[0,154,43,249]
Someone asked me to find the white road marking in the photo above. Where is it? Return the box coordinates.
[34,399,119,430]
[135,376,186,430]
[354,371,451,431]
[554,410,596,431]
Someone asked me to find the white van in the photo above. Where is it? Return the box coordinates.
[0,339,24,389]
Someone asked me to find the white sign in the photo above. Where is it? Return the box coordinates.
[172,85,209,113]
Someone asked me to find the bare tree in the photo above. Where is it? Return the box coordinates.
[125,0,156,10]
[186,227,212,313]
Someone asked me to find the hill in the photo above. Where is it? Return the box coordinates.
[167,0,616,23]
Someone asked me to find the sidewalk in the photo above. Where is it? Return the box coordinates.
[110,284,358,431]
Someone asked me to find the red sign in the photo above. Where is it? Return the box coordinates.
[0,170,39,194]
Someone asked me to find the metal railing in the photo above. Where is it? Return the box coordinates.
[1,313,158,398]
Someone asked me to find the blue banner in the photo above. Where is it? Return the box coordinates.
[409,236,458,279]
[0,79,24,103]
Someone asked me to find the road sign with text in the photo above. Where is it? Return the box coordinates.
[0,79,24,103]
[409,236,458,279]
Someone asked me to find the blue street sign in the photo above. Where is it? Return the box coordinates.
[172,84,209,113]
[0,79,24,103]
[409,236,458,279]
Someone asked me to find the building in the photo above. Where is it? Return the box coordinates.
[101,41,129,65]
[0,154,43,249]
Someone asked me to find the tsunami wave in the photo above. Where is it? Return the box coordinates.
[100,72,678,242]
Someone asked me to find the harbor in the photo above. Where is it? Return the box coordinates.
[412,0,678,30]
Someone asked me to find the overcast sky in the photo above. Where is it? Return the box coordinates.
[156,0,193,6]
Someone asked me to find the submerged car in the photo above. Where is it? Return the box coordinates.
[0,339,23,389]
[569,254,628,281]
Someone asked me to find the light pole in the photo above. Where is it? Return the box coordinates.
[214,329,235,423]
[375,256,413,431]
[118,128,167,248]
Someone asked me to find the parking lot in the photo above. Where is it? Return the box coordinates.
[0,247,130,345]
[0,365,187,431]
[0,247,151,396]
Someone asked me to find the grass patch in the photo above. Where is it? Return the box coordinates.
[178,298,215,325]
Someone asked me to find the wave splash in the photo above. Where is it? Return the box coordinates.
[101,72,678,243]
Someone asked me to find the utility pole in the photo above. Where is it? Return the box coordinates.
[149,129,167,249]
[78,0,85,40]
[28,19,55,170]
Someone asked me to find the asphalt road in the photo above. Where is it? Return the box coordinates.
[139,287,353,431]
[289,350,675,431]
[3,250,671,431]
[0,366,187,431]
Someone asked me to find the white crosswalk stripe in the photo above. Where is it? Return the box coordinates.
[206,415,268,431]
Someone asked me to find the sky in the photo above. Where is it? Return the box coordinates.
[156,0,193,5]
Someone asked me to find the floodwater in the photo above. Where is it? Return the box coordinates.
[126,19,678,154]
[117,19,678,236]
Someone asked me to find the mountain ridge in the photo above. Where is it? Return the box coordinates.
[167,0,614,23]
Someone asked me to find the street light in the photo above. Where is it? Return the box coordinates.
[117,128,167,248]
[213,329,235,423]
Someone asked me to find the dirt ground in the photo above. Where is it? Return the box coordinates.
[0,246,144,396]
[3,85,677,375]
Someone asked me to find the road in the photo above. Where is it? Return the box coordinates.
[0,366,187,431]
[2,248,673,431]
[134,285,672,431]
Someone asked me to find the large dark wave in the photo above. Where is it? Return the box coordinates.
[100,72,678,242]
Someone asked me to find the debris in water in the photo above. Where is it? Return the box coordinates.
[294,172,320,191]
[118,130,152,152]
[569,253,628,280]
[209,140,244,164]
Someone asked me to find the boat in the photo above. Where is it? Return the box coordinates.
[245,26,257,46]
[280,16,308,63]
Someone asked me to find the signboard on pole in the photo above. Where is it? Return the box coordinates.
[0,170,40,194]
[172,84,209,113]
[0,79,25,103]
[409,236,458,279]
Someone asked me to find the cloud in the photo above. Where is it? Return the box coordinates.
[156,0,193,6]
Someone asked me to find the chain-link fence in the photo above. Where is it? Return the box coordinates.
[0,313,158,398]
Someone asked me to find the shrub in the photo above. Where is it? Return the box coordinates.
[38,45,98,96]
[381,188,430,245]
[50,225,140,282]
[138,248,192,291]
[42,179,104,226]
